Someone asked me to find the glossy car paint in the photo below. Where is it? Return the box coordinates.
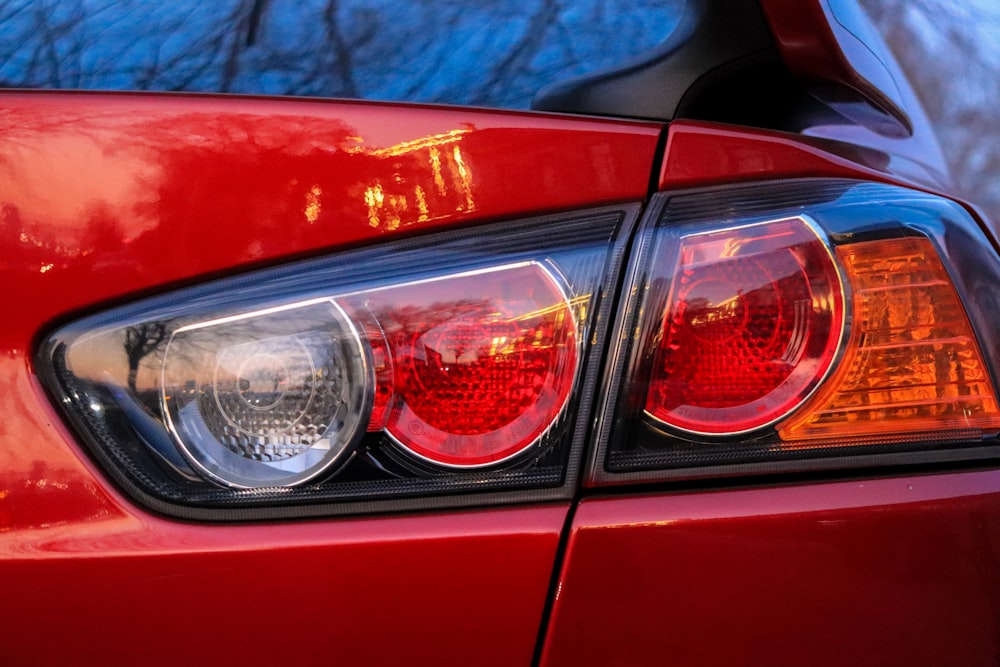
[660,120,948,193]
[759,0,914,134]
[757,0,951,185]
[1,91,659,334]
[539,471,1000,667]
[0,92,660,664]
[3,505,564,666]
[537,120,1000,666]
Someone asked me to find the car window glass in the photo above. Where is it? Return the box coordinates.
[0,0,682,108]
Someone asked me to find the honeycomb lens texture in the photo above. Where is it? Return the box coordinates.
[360,263,577,468]
[163,300,370,487]
[657,253,808,406]
[204,336,347,461]
[645,217,844,434]
[402,309,527,434]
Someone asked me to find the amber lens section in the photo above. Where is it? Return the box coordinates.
[778,237,1000,443]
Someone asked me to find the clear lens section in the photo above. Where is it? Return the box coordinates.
[42,207,631,517]
[162,300,370,488]
[595,181,1000,482]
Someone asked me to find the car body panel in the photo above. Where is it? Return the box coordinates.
[757,0,950,183]
[659,120,946,193]
[1,502,565,666]
[540,471,1000,667]
[0,92,660,333]
[0,91,661,664]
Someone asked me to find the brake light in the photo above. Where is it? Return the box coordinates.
[645,217,844,434]
[369,264,577,468]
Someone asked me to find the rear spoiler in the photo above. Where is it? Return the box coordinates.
[532,0,912,139]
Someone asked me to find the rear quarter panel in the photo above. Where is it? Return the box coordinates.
[0,92,661,665]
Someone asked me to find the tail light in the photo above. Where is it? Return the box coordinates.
[360,263,578,468]
[644,216,845,434]
[40,206,636,519]
[591,180,1000,483]
[40,180,1000,515]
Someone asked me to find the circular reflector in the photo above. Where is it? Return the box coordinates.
[645,216,845,435]
[162,299,371,487]
[381,263,578,468]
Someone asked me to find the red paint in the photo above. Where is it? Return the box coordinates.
[756,0,950,182]
[759,0,909,130]
[660,120,907,190]
[0,91,660,353]
[0,504,565,666]
[540,472,1000,667]
[0,92,659,664]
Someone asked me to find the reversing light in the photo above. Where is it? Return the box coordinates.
[645,217,844,434]
[162,299,371,488]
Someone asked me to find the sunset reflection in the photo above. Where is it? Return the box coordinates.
[303,184,322,223]
[0,103,485,307]
[363,128,476,229]
[0,93,657,359]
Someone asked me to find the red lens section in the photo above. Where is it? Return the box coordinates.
[364,263,577,467]
[645,217,844,434]
[401,309,529,434]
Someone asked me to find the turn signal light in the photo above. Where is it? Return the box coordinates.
[778,237,1000,442]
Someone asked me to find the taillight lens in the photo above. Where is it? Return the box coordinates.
[645,216,844,434]
[162,299,371,488]
[367,264,577,468]
[779,237,1000,442]
[592,181,1000,483]
[41,207,635,518]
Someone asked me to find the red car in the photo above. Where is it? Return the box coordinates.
[2,1,998,665]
